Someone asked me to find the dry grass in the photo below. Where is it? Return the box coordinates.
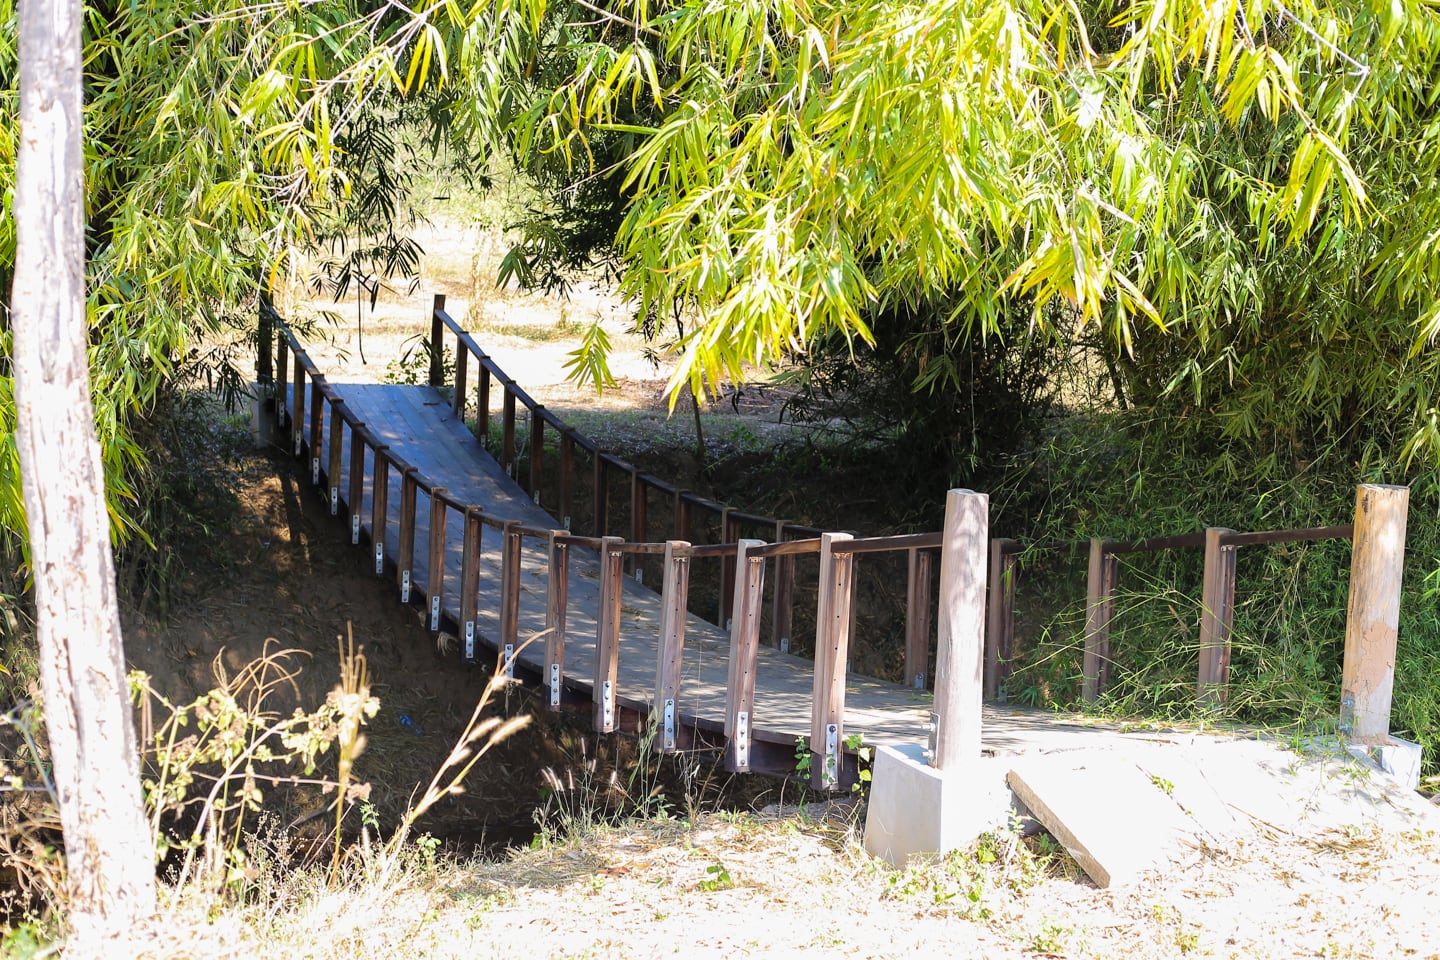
[111,800,1440,960]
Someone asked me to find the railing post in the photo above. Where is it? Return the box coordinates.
[428,293,446,387]
[984,539,1017,699]
[654,541,692,752]
[478,364,492,447]
[905,547,934,690]
[593,536,625,733]
[460,509,483,664]
[453,336,468,419]
[811,531,854,789]
[426,488,448,632]
[498,521,522,678]
[397,468,418,605]
[1082,537,1117,703]
[930,489,989,770]
[592,452,610,537]
[530,405,545,503]
[559,431,574,529]
[327,401,344,515]
[771,520,795,652]
[276,337,290,431]
[674,490,691,542]
[308,379,324,485]
[291,357,305,456]
[1197,527,1238,708]
[545,532,570,710]
[629,469,647,580]
[719,507,737,628]
[347,425,366,543]
[724,539,766,773]
[370,447,390,576]
[1341,484,1410,741]
[501,383,517,478]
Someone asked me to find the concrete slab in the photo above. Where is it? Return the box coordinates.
[1007,752,1199,888]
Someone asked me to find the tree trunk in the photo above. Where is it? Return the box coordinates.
[11,0,157,947]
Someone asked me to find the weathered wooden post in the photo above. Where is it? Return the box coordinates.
[530,405,546,502]
[654,541,691,751]
[929,489,988,769]
[370,446,390,575]
[428,293,446,387]
[1081,538,1117,702]
[426,488,448,631]
[772,520,796,652]
[811,531,855,788]
[1197,527,1238,708]
[905,548,933,690]
[501,383,517,478]
[545,531,570,710]
[347,424,366,542]
[984,539,1017,699]
[593,536,624,732]
[725,539,766,772]
[459,509,482,664]
[1341,484,1409,741]
[498,521,522,678]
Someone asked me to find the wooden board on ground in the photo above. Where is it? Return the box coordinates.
[1007,752,1200,888]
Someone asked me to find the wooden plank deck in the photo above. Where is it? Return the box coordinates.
[280,380,1176,771]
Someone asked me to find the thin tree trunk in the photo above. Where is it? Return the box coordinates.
[12,0,157,947]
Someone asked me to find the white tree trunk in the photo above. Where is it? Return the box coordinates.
[11,0,157,947]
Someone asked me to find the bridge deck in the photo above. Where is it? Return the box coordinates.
[283,380,1175,772]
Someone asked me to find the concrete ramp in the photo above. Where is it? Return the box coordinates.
[865,734,1437,886]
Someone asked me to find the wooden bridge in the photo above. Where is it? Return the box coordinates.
[261,295,1412,792]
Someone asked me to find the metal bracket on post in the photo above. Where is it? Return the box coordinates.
[401,569,411,604]
[464,621,476,663]
[823,723,839,788]
[533,490,541,505]
[634,569,643,584]
[549,663,561,707]
[563,515,572,531]
[735,711,751,770]
[601,680,614,730]
[312,456,320,485]
[914,673,925,690]
[374,542,384,575]
[779,636,790,653]
[351,515,360,545]
[294,432,303,456]
[429,595,441,631]
[663,699,676,751]
[330,486,338,516]
[504,644,515,679]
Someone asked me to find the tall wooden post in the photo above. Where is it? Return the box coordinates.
[1341,484,1409,741]
[724,540,767,772]
[545,532,570,710]
[930,489,988,769]
[428,293,446,387]
[811,532,855,788]
[654,541,691,751]
[1082,538,1117,702]
[593,536,625,732]
[905,548,933,690]
[1197,527,1238,708]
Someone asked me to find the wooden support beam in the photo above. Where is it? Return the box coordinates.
[545,532,570,710]
[426,488,448,632]
[559,432,574,529]
[811,531,855,789]
[477,365,491,448]
[291,359,305,456]
[630,469,646,580]
[498,521,522,676]
[453,338,468,419]
[654,540,692,752]
[370,447,389,576]
[1197,527,1238,709]
[725,540,766,772]
[675,490,691,542]
[931,489,989,770]
[1082,538,1118,703]
[428,294,445,387]
[593,536,625,732]
[308,379,323,484]
[905,547,934,690]
[530,405,545,503]
[276,338,289,430]
[397,468,418,605]
[460,509,482,664]
[592,452,609,537]
[984,539,1017,699]
[327,401,344,515]
[772,521,795,651]
[347,424,366,543]
[1341,483,1410,741]
[719,507,737,628]
[501,386,517,479]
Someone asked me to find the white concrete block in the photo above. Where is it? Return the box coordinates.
[1346,736,1423,791]
[863,744,1017,867]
